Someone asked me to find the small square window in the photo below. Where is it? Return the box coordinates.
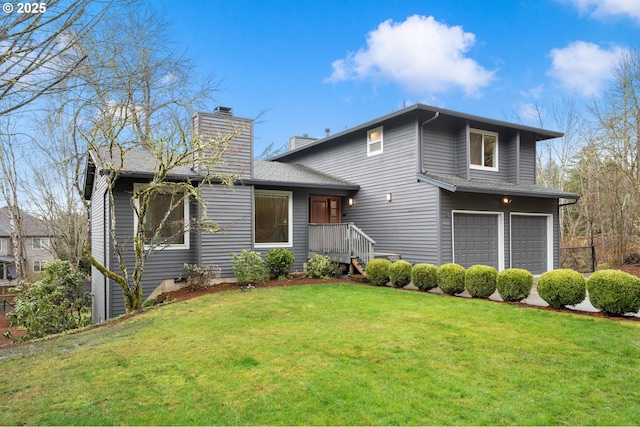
[367,127,383,156]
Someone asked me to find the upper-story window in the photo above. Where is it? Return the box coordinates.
[469,129,498,170]
[33,260,47,273]
[367,127,383,156]
[32,237,50,250]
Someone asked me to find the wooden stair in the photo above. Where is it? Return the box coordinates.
[349,257,366,277]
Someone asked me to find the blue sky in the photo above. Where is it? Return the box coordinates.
[150,0,639,155]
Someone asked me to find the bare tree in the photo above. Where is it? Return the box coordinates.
[0,0,103,115]
[25,107,89,272]
[0,118,27,279]
[0,0,108,281]
[66,5,242,312]
[587,49,640,264]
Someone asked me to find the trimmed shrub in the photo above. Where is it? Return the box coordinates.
[231,250,268,286]
[305,254,338,278]
[366,259,392,286]
[464,265,498,299]
[389,260,412,288]
[587,269,640,316]
[411,263,439,291]
[266,248,295,278]
[537,269,586,309]
[437,263,466,295]
[497,268,534,302]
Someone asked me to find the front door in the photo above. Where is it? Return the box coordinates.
[310,196,341,223]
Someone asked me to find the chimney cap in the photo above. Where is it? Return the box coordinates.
[215,106,233,115]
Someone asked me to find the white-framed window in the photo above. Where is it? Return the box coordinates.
[367,126,383,156]
[469,129,498,170]
[254,190,293,248]
[32,237,50,250]
[133,183,190,250]
[33,260,47,272]
[0,262,6,280]
[0,238,3,252]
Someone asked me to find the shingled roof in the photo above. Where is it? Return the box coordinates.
[252,161,358,190]
[417,173,579,200]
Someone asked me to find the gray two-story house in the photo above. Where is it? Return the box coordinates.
[85,104,578,321]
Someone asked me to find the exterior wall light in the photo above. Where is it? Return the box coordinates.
[502,196,512,205]
[386,193,393,202]
[348,197,354,206]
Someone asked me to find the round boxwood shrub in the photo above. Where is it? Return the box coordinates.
[464,265,497,299]
[537,269,586,309]
[411,263,439,291]
[231,250,268,285]
[366,259,392,286]
[497,268,533,302]
[587,269,640,316]
[266,248,295,278]
[389,260,412,288]
[437,263,466,295]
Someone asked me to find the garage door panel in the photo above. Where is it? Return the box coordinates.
[454,213,499,269]
[512,215,548,274]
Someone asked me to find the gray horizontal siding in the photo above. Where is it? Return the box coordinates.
[519,133,537,184]
[108,178,197,318]
[422,119,457,175]
[278,116,441,265]
[199,184,253,277]
[90,175,108,323]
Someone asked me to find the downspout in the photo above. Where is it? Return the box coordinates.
[103,185,108,322]
[418,111,440,174]
[417,111,441,264]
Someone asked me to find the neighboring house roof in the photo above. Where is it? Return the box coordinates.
[0,207,49,237]
[252,161,359,190]
[417,173,579,200]
[270,103,563,162]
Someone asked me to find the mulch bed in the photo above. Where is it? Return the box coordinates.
[3,267,640,349]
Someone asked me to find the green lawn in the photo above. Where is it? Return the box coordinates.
[1,283,640,425]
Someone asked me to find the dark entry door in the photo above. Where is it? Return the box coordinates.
[310,196,341,223]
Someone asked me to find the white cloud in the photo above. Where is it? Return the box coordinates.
[518,103,544,121]
[547,41,627,96]
[326,15,494,97]
[519,84,545,100]
[566,0,640,23]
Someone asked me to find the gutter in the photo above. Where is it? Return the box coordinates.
[559,198,579,207]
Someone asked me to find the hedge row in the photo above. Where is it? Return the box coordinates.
[366,260,640,316]
[365,261,532,302]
